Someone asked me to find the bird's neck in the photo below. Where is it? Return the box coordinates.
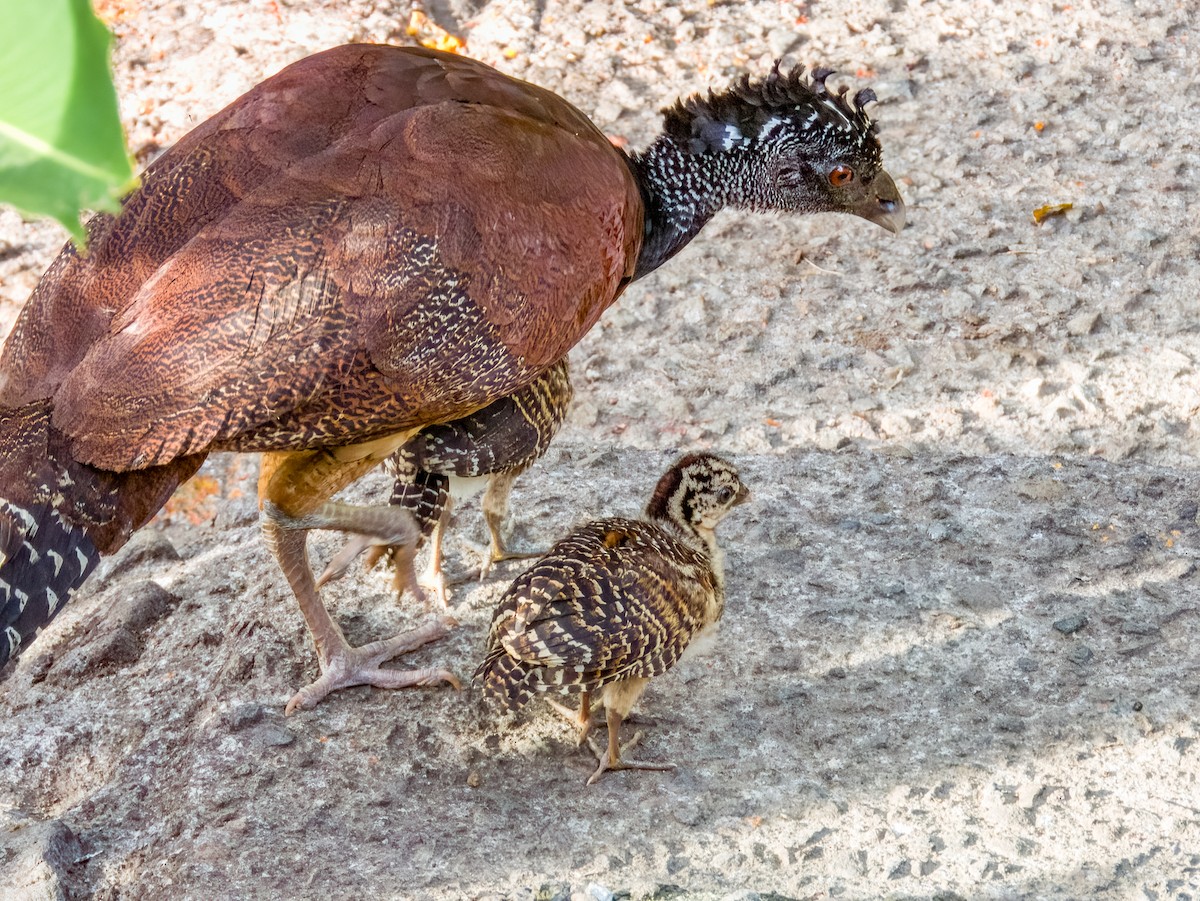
[654,511,720,566]
[628,137,752,280]
[695,524,726,593]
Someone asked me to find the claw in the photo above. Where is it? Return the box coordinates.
[315,535,377,587]
[283,618,459,715]
[585,730,675,785]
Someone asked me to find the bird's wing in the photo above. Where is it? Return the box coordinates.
[495,521,705,683]
[33,46,639,471]
[404,359,571,477]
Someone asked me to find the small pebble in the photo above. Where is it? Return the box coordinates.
[672,798,703,826]
[254,724,296,748]
[1053,614,1088,635]
[222,702,265,732]
[1120,621,1159,636]
[48,627,140,681]
[1068,645,1094,665]
[110,581,177,632]
[102,533,181,580]
[928,522,954,542]
[1066,311,1100,336]
[535,884,570,901]
[888,859,912,879]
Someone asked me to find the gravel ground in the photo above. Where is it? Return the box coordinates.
[1,1,1198,899]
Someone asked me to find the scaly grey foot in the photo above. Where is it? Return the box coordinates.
[285,618,460,715]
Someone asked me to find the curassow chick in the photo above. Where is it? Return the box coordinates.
[322,359,573,606]
[0,45,899,715]
[476,453,749,784]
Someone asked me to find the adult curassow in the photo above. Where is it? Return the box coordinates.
[0,44,904,713]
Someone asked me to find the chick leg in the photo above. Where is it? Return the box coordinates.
[416,499,452,608]
[332,497,453,608]
[259,449,459,715]
[586,679,674,785]
[447,471,542,585]
[586,715,674,785]
[546,689,596,744]
[481,471,544,570]
[328,469,452,607]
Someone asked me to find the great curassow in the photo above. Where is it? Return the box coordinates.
[321,358,573,607]
[476,453,749,784]
[0,44,903,714]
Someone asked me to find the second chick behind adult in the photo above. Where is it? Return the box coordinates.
[476,452,749,784]
[323,359,572,604]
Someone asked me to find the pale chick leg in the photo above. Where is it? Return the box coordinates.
[587,677,675,785]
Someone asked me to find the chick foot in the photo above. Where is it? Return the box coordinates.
[584,708,676,785]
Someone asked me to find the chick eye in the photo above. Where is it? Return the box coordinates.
[716,486,734,504]
[829,165,855,187]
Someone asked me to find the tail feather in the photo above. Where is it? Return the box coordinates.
[0,500,99,662]
[0,400,203,667]
[475,648,538,711]
[475,646,588,712]
[386,452,449,544]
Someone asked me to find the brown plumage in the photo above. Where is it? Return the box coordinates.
[324,358,573,605]
[0,44,901,713]
[476,453,749,784]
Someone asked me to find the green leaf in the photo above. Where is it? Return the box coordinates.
[0,0,137,242]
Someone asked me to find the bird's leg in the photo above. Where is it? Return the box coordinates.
[336,470,451,608]
[545,689,596,744]
[416,499,452,608]
[585,679,672,784]
[259,450,459,715]
[481,470,545,570]
[366,507,450,608]
[585,713,675,785]
[447,471,542,586]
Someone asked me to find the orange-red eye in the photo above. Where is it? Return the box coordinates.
[829,165,854,186]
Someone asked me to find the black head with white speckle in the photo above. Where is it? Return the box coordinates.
[630,62,905,278]
[660,62,904,230]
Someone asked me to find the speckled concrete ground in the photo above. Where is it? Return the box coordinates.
[1,1,1198,899]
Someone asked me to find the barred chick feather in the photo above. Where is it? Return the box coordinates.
[475,453,748,710]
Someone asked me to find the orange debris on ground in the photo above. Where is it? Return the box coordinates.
[407,9,465,53]
[1032,202,1073,225]
[92,0,141,25]
[158,475,222,526]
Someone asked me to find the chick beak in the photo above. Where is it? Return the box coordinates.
[856,170,906,235]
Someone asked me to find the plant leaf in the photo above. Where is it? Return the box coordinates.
[0,0,137,242]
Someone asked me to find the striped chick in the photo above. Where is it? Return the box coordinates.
[475,452,749,784]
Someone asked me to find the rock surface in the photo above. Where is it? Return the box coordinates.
[2,0,1198,899]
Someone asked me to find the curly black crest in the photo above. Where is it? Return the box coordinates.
[662,61,880,154]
